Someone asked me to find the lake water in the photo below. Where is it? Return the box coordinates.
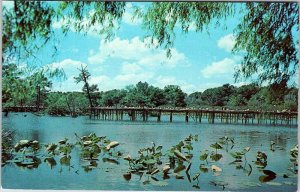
[1,112,298,191]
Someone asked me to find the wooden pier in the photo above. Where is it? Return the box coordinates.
[2,106,44,112]
[90,107,298,126]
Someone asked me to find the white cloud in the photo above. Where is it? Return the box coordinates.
[45,59,87,92]
[201,57,239,78]
[218,34,236,52]
[121,62,143,74]
[154,76,197,94]
[88,36,189,69]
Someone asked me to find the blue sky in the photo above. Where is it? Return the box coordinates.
[5,2,296,94]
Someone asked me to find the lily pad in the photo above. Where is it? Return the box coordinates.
[259,175,276,183]
[174,150,188,161]
[200,153,208,161]
[174,164,186,173]
[123,173,131,181]
[210,154,223,162]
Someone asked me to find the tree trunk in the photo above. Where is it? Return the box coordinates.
[81,69,93,109]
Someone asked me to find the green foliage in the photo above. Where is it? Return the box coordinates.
[141,2,233,56]
[2,63,61,107]
[57,2,125,41]
[163,85,186,107]
[74,65,99,108]
[200,84,235,106]
[233,3,299,86]
[44,92,69,115]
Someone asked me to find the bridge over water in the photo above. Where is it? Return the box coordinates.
[2,106,297,126]
[90,107,298,126]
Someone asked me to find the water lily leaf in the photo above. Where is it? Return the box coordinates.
[210,154,223,162]
[200,153,208,161]
[257,151,267,161]
[174,150,188,161]
[192,185,200,189]
[174,164,186,173]
[123,173,131,181]
[199,164,209,173]
[163,174,170,180]
[165,150,174,157]
[210,143,223,150]
[255,160,267,168]
[183,144,193,151]
[60,155,71,166]
[176,141,184,148]
[90,160,98,168]
[44,157,56,168]
[82,165,92,172]
[259,174,276,183]
[174,173,184,179]
[262,170,276,177]
[156,146,163,151]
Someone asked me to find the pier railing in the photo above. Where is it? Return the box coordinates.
[90,107,298,126]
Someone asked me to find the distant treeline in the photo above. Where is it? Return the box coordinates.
[4,81,297,116]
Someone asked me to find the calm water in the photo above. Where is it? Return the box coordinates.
[2,112,298,191]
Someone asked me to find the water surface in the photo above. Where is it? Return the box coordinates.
[2,113,298,191]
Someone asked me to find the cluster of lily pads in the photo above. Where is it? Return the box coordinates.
[195,136,298,189]
[121,134,198,186]
[2,133,298,190]
[3,133,122,173]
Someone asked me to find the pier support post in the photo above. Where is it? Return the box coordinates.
[185,112,189,122]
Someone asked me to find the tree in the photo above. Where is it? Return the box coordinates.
[2,1,126,64]
[65,92,89,114]
[99,89,126,107]
[74,65,99,108]
[186,92,203,107]
[139,2,298,85]
[3,2,298,94]
[233,3,299,87]
[28,71,52,111]
[2,1,55,64]
[148,87,167,107]
[201,84,235,106]
[163,85,186,107]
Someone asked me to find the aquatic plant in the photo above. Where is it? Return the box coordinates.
[255,151,268,169]
[259,170,277,183]
[199,150,209,164]
[289,144,298,173]
[218,136,235,151]
[210,142,223,155]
